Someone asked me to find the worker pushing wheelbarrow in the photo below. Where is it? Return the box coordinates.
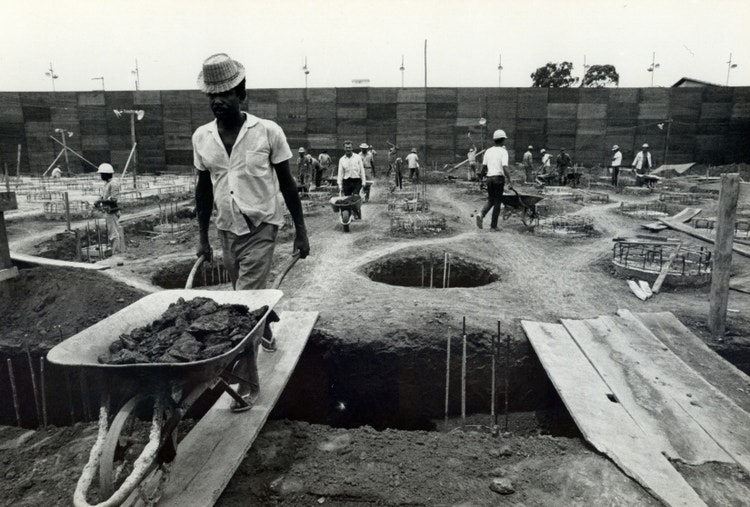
[330,194,362,233]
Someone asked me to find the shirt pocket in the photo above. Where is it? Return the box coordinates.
[244,150,272,177]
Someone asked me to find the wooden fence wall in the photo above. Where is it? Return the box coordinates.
[1,86,748,175]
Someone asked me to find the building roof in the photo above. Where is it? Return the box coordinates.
[671,77,723,88]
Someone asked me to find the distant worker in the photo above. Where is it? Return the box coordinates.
[610,144,622,187]
[306,153,323,189]
[536,148,554,185]
[405,147,420,182]
[296,147,309,185]
[193,53,309,412]
[337,140,366,218]
[522,145,534,183]
[475,129,512,231]
[388,146,404,190]
[318,150,332,183]
[94,163,125,254]
[467,144,478,181]
[632,143,654,186]
[360,143,376,179]
[556,148,572,186]
[51,166,63,179]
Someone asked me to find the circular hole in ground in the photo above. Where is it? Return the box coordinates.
[363,251,499,288]
[151,257,230,289]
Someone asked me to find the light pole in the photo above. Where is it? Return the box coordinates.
[113,109,144,186]
[54,128,73,174]
[400,55,405,89]
[92,76,105,92]
[726,52,738,86]
[45,62,58,92]
[647,52,660,87]
[132,59,140,91]
[303,57,309,89]
[582,54,590,86]
[497,54,503,87]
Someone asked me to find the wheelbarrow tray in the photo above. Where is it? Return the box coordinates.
[330,195,362,213]
[46,289,282,386]
[500,191,544,209]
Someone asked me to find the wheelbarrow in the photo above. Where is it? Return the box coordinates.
[500,187,544,229]
[46,289,282,507]
[330,195,362,233]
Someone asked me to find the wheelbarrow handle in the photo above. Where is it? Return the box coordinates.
[271,252,301,290]
[185,254,206,289]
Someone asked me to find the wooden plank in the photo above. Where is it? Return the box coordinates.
[521,320,705,507]
[652,242,682,294]
[658,216,750,258]
[618,310,750,414]
[730,273,750,293]
[642,207,701,231]
[150,310,318,507]
[561,316,732,466]
[566,315,750,476]
[638,280,653,298]
[627,280,648,300]
[10,251,110,270]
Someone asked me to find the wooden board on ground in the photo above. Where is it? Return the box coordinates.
[565,314,750,475]
[128,310,318,507]
[619,310,750,414]
[521,320,706,507]
[642,207,701,232]
[561,316,732,466]
[729,273,750,293]
[657,218,750,258]
[627,280,648,300]
[10,251,110,270]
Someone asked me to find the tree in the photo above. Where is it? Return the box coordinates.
[530,62,579,88]
[582,64,619,87]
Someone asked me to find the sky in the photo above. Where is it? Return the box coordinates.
[1,0,748,92]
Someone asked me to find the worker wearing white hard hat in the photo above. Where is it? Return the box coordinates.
[632,143,654,187]
[94,163,125,254]
[476,128,512,231]
[296,147,309,186]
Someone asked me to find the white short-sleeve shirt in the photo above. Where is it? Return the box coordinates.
[482,146,509,177]
[193,113,292,235]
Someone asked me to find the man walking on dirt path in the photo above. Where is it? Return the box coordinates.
[522,145,534,183]
[475,129,512,231]
[193,53,310,412]
[94,163,125,254]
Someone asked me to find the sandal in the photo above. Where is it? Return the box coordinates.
[230,393,257,413]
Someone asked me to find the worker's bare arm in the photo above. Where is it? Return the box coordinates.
[274,160,310,258]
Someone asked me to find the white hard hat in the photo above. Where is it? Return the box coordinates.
[612,145,619,151]
[528,145,533,150]
[97,163,114,174]
[298,147,306,153]
[493,129,507,140]
[642,143,649,149]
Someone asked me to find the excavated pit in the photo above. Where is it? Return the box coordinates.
[363,251,499,288]
[151,257,231,289]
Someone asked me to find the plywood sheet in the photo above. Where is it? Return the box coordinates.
[619,310,750,414]
[522,320,705,507]
[562,316,733,465]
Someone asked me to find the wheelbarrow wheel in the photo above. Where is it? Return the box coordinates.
[98,393,171,501]
[341,209,351,232]
[521,208,539,229]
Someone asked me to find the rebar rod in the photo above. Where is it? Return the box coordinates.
[430,254,434,288]
[40,357,47,429]
[446,254,451,289]
[25,341,41,427]
[504,324,510,432]
[491,329,497,435]
[443,251,448,288]
[86,223,91,263]
[461,316,467,425]
[444,332,451,429]
[7,359,21,426]
[65,368,75,424]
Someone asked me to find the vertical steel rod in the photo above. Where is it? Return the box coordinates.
[79,370,91,421]
[39,357,47,429]
[443,251,448,288]
[491,330,496,434]
[25,342,41,427]
[461,316,467,425]
[86,223,91,263]
[7,359,21,426]
[446,253,451,289]
[444,332,451,429]
[504,323,510,432]
[430,254,434,288]
[65,370,75,424]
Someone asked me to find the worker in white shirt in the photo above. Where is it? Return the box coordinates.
[475,129,512,231]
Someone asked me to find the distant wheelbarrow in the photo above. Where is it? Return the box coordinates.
[501,187,544,229]
[330,195,362,233]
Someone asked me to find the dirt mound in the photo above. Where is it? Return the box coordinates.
[0,266,147,352]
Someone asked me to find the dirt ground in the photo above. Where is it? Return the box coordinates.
[2,170,750,506]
